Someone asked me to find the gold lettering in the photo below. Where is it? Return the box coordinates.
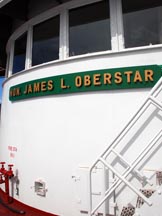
[75,76,82,87]
[33,83,40,92]
[93,74,101,86]
[27,84,33,93]
[10,90,13,97]
[24,85,28,94]
[10,88,21,96]
[124,71,133,83]
[16,88,20,96]
[84,75,91,86]
[134,70,142,82]
[41,81,47,92]
[114,72,122,84]
[61,78,67,89]
[145,70,154,82]
[48,80,54,91]
[104,73,112,84]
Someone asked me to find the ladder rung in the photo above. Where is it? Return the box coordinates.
[134,170,153,186]
[99,157,152,206]
[111,149,130,167]
[149,96,162,110]
[111,149,152,186]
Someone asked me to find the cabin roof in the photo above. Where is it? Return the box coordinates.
[0,0,12,8]
[0,0,70,75]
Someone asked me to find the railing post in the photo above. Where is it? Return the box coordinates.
[88,77,162,215]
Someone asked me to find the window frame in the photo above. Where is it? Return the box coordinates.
[12,32,28,74]
[69,0,113,56]
[7,26,27,76]
[121,0,162,49]
[7,0,117,77]
[32,15,60,66]
[6,0,162,77]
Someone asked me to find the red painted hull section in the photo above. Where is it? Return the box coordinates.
[0,189,59,216]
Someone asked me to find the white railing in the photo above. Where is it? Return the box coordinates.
[89,77,162,216]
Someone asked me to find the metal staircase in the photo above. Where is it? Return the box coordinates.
[88,77,162,216]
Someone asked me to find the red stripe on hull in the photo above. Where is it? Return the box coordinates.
[0,188,59,216]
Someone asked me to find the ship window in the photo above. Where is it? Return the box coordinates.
[12,33,27,74]
[32,15,60,66]
[122,0,162,48]
[69,0,111,56]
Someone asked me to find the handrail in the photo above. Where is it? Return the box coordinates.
[89,77,162,216]
[90,77,162,166]
[90,129,162,215]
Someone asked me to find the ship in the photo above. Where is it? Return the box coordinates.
[0,0,162,215]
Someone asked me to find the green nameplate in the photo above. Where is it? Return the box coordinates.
[9,65,162,101]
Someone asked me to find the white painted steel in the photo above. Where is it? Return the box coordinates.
[90,129,162,215]
[138,184,162,215]
[1,1,162,216]
[2,48,162,216]
[89,77,162,215]
[111,149,152,185]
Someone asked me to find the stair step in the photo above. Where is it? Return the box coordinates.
[156,171,162,185]
[120,206,135,216]
[136,189,155,208]
[80,211,114,216]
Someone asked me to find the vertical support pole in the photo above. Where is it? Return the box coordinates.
[109,0,119,51]
[88,169,92,216]
[102,166,107,216]
[4,176,10,203]
[8,41,14,77]
[59,8,69,60]
[116,0,125,50]
[25,25,33,69]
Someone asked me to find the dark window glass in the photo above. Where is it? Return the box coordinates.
[122,0,162,48]
[69,0,111,56]
[13,33,27,74]
[32,16,59,66]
